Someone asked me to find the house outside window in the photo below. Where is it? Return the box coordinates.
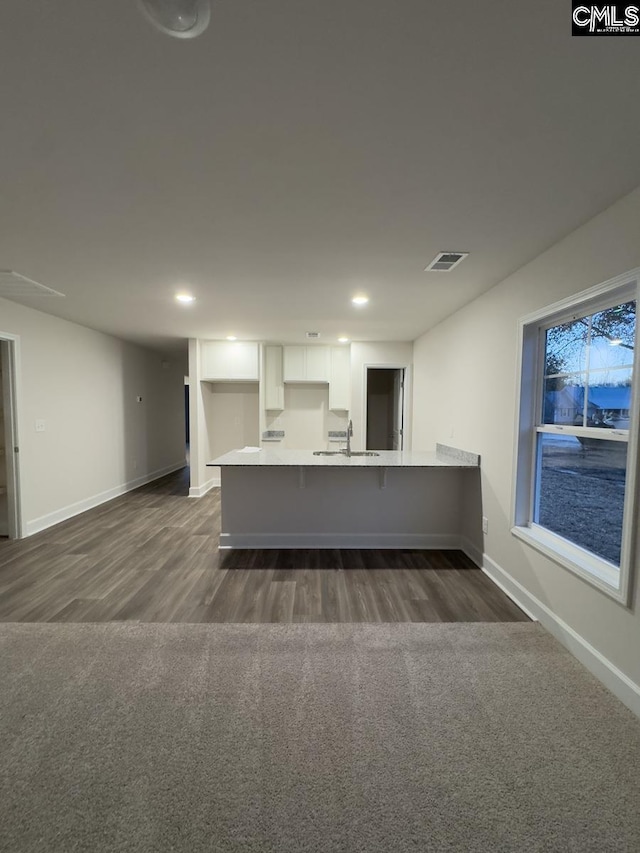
[512,270,640,604]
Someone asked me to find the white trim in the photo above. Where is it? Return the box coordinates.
[362,362,412,451]
[482,552,640,719]
[0,331,23,539]
[512,523,622,597]
[219,532,461,550]
[536,424,629,442]
[518,266,640,327]
[25,461,186,536]
[188,475,219,497]
[458,535,483,568]
[480,558,539,622]
[512,271,639,606]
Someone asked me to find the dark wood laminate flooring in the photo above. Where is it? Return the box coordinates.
[0,468,528,623]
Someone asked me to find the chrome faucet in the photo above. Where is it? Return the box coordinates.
[344,419,353,457]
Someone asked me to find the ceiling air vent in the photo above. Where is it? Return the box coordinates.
[424,252,469,272]
[306,331,320,339]
[0,270,65,298]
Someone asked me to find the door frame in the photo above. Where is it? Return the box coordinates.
[0,333,23,539]
[363,363,412,452]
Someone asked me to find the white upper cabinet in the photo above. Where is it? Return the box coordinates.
[283,346,330,383]
[282,346,306,381]
[329,346,351,411]
[201,341,259,381]
[264,345,284,410]
[305,346,331,382]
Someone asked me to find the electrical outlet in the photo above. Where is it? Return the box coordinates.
[136,396,143,403]
[482,516,489,535]
[35,419,46,432]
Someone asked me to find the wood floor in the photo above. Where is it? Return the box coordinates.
[0,469,528,623]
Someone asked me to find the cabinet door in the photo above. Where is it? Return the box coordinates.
[329,346,351,411]
[264,346,284,410]
[201,341,259,380]
[304,346,330,382]
[283,346,306,382]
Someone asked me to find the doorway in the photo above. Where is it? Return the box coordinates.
[184,378,190,466]
[365,367,405,451]
[0,338,21,538]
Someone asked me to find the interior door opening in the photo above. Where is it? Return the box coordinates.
[184,379,190,466]
[365,367,405,451]
[0,338,21,539]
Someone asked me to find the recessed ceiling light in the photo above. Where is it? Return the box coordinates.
[226,335,237,341]
[338,337,349,343]
[352,295,369,306]
[175,293,195,304]
[137,0,211,39]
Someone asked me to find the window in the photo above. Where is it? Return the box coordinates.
[512,270,639,603]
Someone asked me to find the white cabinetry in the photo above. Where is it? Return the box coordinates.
[329,346,350,411]
[264,346,284,410]
[283,346,330,383]
[283,346,306,381]
[201,341,259,381]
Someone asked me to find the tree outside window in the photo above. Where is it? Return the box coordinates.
[536,301,635,567]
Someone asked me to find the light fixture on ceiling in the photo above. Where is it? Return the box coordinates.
[351,295,369,306]
[338,337,349,343]
[226,335,237,341]
[137,0,211,39]
[175,292,195,303]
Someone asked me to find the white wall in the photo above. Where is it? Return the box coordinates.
[412,185,640,705]
[350,343,413,451]
[0,297,186,534]
[282,385,328,450]
[204,383,259,459]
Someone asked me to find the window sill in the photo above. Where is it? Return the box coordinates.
[511,524,626,604]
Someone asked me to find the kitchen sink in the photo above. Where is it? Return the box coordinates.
[348,451,380,456]
[312,451,342,456]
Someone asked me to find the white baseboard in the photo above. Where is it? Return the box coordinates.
[188,476,219,498]
[482,553,640,719]
[219,532,462,550]
[459,536,483,568]
[24,461,186,537]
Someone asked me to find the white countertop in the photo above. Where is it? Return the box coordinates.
[207,448,479,469]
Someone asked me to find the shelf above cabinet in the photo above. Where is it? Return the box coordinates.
[201,341,259,381]
[283,345,330,383]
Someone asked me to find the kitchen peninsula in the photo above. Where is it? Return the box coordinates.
[208,444,480,551]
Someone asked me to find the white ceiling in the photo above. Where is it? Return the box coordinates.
[1,1,639,354]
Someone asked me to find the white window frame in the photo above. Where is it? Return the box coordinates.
[511,268,640,605]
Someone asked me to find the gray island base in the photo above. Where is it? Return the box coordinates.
[207,445,481,551]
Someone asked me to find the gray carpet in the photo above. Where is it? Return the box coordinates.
[1,623,639,852]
